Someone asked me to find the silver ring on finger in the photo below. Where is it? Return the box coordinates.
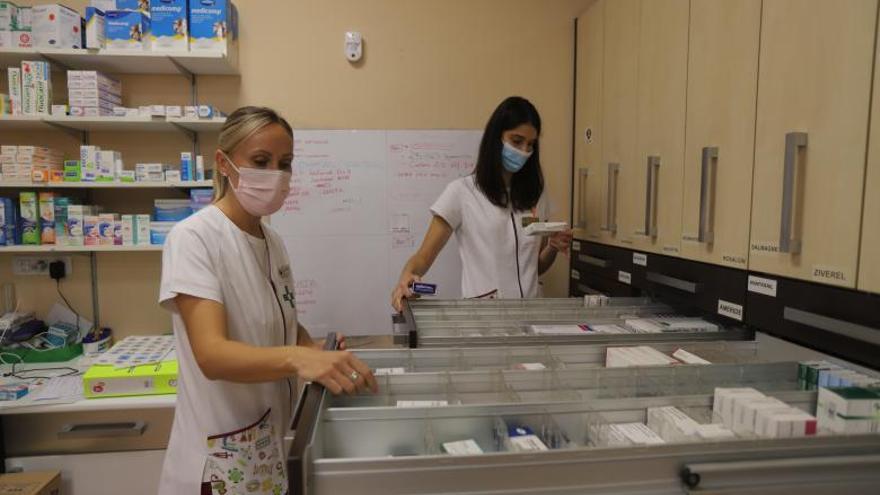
[349,370,360,382]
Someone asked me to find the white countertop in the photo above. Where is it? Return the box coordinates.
[0,394,176,415]
[1,356,176,415]
[0,335,392,415]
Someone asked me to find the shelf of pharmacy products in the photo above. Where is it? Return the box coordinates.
[0,47,238,76]
[0,180,213,189]
[0,244,162,253]
[0,115,226,133]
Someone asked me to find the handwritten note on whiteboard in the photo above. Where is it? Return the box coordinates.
[272,129,482,336]
[282,131,387,236]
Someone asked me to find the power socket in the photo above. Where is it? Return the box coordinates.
[12,256,73,276]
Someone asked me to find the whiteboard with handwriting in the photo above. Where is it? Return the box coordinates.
[271,129,482,336]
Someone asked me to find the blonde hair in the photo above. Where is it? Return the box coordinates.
[213,106,294,201]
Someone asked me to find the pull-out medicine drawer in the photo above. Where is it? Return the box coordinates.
[3,406,173,456]
[295,392,880,495]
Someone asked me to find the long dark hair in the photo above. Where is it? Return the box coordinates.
[473,96,544,211]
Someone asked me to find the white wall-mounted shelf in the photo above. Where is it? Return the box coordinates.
[170,117,227,133]
[0,245,163,253]
[0,115,226,133]
[0,115,44,131]
[0,180,213,189]
[0,47,238,76]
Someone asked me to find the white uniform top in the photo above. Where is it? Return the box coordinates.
[157,205,298,494]
[431,176,548,299]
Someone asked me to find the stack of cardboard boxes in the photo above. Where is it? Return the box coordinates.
[0,145,64,183]
[67,70,122,117]
[713,387,818,439]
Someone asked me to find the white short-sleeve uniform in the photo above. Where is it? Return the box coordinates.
[431,176,549,299]
[157,205,298,495]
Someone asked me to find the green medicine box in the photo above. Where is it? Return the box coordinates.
[83,360,178,398]
[63,160,81,182]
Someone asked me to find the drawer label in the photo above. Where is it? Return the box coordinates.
[571,269,581,280]
[811,265,850,284]
[717,299,744,321]
[681,234,700,242]
[621,238,633,245]
[633,253,648,266]
[723,254,748,267]
[747,275,777,297]
[397,400,448,408]
[589,233,600,239]
[572,241,581,252]
[750,241,779,254]
[374,367,406,376]
[618,271,632,285]
[662,245,680,254]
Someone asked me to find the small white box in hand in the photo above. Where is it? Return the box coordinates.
[523,221,568,236]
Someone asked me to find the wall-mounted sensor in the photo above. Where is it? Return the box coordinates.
[345,31,363,62]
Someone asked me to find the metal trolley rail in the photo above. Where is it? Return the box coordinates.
[393,298,753,348]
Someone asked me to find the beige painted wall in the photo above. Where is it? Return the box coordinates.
[1,0,588,338]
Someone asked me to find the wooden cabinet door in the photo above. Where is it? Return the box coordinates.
[573,0,605,243]
[680,0,761,269]
[859,6,880,294]
[600,0,641,249]
[631,0,690,257]
[748,0,877,288]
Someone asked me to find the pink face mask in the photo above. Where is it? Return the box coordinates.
[222,152,292,217]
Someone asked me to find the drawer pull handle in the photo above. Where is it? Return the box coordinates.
[578,254,608,268]
[646,271,700,294]
[58,421,146,439]
[783,307,880,346]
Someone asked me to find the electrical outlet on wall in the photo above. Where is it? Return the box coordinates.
[12,256,73,276]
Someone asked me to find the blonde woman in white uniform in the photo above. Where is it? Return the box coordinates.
[158,106,377,495]
[392,96,573,310]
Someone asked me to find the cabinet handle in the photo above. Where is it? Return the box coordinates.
[601,163,619,233]
[638,156,660,238]
[58,421,146,439]
[780,132,807,254]
[575,168,589,229]
[698,147,719,243]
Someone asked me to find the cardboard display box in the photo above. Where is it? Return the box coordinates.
[0,471,61,495]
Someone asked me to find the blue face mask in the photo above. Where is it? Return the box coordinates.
[501,140,533,173]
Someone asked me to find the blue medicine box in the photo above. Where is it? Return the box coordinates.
[189,0,237,53]
[105,9,151,49]
[150,0,188,51]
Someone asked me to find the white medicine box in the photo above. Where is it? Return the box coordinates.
[33,4,82,49]
[0,1,18,31]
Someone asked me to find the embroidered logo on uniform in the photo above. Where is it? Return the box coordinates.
[278,264,292,280]
[282,286,296,309]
